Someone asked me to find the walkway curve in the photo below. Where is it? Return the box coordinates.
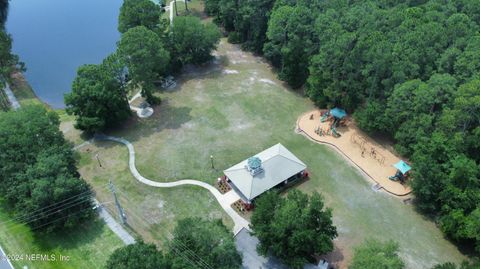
[94,134,250,235]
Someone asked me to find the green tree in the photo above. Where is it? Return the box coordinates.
[118,0,162,33]
[117,26,170,103]
[0,105,93,232]
[105,241,171,269]
[168,16,221,69]
[354,101,390,134]
[251,190,337,269]
[0,30,23,83]
[263,5,316,88]
[432,261,480,269]
[169,218,242,269]
[411,131,455,213]
[212,0,275,53]
[438,155,480,251]
[0,0,8,26]
[454,35,480,83]
[433,263,458,269]
[349,239,404,269]
[65,63,131,133]
[204,0,219,16]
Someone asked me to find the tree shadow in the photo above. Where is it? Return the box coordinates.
[318,245,345,268]
[32,217,110,251]
[106,99,193,144]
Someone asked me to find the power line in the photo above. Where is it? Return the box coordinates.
[112,188,214,269]
[109,190,212,269]
[7,203,96,238]
[0,184,109,231]
[0,183,108,226]
[101,202,210,269]
[5,193,92,227]
[5,195,94,232]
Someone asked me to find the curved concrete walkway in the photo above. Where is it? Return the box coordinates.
[94,134,250,234]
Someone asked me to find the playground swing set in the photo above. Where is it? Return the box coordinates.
[389,160,411,184]
[315,107,347,138]
[350,134,386,165]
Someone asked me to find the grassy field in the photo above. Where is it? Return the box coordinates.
[73,139,234,249]
[62,39,468,268]
[0,205,123,269]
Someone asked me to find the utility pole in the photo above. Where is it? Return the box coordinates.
[95,153,102,168]
[174,0,178,16]
[109,180,127,225]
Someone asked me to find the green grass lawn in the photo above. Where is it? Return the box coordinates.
[0,206,123,269]
[74,140,233,249]
[63,39,468,268]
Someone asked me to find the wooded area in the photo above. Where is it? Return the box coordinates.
[65,0,221,132]
[0,105,93,232]
[0,0,25,111]
[206,0,480,254]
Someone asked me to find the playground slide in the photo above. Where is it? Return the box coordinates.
[320,113,329,122]
[331,126,341,138]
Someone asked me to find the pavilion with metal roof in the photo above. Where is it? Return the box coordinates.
[224,143,307,203]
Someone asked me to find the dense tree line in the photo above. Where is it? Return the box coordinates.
[207,0,480,253]
[0,105,93,232]
[66,0,220,132]
[0,0,23,86]
[349,239,404,269]
[349,239,480,269]
[251,190,337,268]
[433,261,480,269]
[0,0,8,26]
[105,218,242,269]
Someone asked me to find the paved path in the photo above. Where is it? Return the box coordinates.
[128,91,141,105]
[0,244,14,269]
[3,83,20,111]
[72,139,92,151]
[95,200,136,245]
[95,134,250,234]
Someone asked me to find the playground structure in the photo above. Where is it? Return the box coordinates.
[351,134,386,166]
[298,109,412,196]
[315,108,347,138]
[389,160,411,184]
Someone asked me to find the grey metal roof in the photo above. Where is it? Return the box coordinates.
[224,143,307,201]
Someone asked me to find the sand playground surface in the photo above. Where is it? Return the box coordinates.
[297,109,412,196]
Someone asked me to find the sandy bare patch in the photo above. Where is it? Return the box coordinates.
[259,78,276,85]
[223,69,239,74]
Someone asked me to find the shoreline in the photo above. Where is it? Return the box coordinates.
[9,71,51,109]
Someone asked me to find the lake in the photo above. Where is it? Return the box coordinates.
[6,0,123,108]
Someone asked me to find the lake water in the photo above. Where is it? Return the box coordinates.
[6,0,123,108]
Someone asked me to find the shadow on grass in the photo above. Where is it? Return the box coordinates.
[105,99,193,144]
[318,245,345,268]
[32,217,108,251]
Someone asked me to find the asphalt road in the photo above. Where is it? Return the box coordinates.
[0,244,14,269]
